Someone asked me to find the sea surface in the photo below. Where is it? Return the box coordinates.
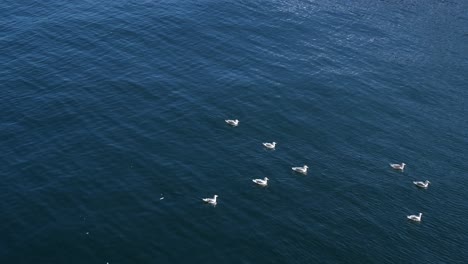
[1,0,467,263]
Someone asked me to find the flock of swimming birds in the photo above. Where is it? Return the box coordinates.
[202,119,430,223]
[388,163,430,222]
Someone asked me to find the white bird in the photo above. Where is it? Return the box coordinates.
[292,165,308,174]
[413,180,430,188]
[202,195,218,205]
[263,142,276,149]
[252,177,269,186]
[225,119,239,126]
[390,163,406,171]
[407,213,422,222]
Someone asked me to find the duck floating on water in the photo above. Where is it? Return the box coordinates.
[225,119,239,126]
[407,213,422,222]
[413,180,430,189]
[262,142,276,149]
[202,195,218,205]
[252,177,269,186]
[390,163,406,171]
[292,165,308,174]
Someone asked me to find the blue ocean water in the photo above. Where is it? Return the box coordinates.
[1,0,467,263]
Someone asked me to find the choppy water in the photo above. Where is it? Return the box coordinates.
[1,0,468,263]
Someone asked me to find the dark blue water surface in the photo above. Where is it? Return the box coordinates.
[1,0,468,263]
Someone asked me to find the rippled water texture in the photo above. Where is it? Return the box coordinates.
[1,0,467,263]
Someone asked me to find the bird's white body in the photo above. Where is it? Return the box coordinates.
[407,213,422,222]
[252,177,269,186]
[292,165,308,174]
[413,180,430,188]
[225,119,239,126]
[263,142,276,149]
[390,163,406,171]
[202,195,218,205]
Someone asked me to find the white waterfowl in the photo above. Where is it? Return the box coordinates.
[252,177,269,186]
[292,165,308,174]
[413,180,430,188]
[407,213,422,222]
[225,119,239,126]
[390,163,406,171]
[263,142,276,149]
[202,195,218,205]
